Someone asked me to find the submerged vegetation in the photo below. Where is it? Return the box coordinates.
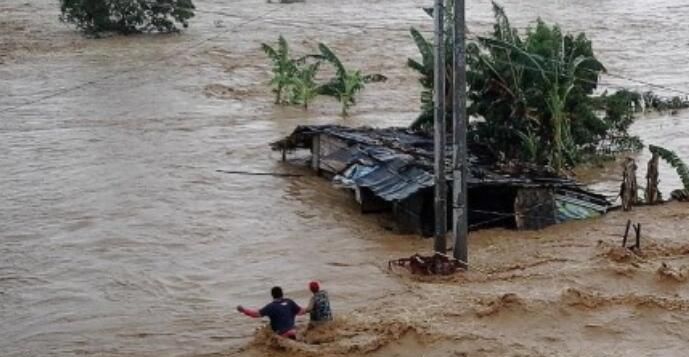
[408,1,687,172]
[259,3,688,177]
[407,26,451,131]
[317,44,368,116]
[288,61,321,109]
[60,0,195,35]
[262,36,298,105]
[261,38,386,116]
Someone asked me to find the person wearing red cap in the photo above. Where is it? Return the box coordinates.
[305,281,332,326]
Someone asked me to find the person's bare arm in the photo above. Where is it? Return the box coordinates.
[293,300,308,316]
[237,305,261,318]
[304,296,315,313]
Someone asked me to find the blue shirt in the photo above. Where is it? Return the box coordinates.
[259,298,301,334]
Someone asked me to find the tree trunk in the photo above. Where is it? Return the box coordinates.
[275,85,282,104]
[645,152,661,204]
[621,157,638,211]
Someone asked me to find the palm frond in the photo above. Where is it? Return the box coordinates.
[409,27,433,69]
[278,35,289,59]
[261,43,278,61]
[318,43,346,77]
[516,129,539,161]
[410,110,434,130]
[649,145,689,191]
[317,80,341,98]
[479,37,549,83]
[407,58,426,74]
[491,1,516,44]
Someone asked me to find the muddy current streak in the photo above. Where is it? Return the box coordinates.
[1,0,689,356]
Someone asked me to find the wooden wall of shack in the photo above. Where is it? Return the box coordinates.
[392,188,435,236]
[314,134,349,177]
[391,185,558,235]
[514,188,557,229]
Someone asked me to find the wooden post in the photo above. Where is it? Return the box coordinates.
[433,0,447,253]
[622,219,631,248]
[645,152,660,204]
[311,134,321,172]
[621,157,638,211]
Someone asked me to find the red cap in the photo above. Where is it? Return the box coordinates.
[309,281,320,293]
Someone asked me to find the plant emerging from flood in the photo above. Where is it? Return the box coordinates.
[288,61,321,109]
[316,43,387,116]
[406,1,680,172]
[60,0,195,35]
[261,38,386,116]
[262,36,298,104]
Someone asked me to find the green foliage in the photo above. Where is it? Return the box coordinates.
[288,61,321,109]
[262,36,298,104]
[649,145,689,191]
[408,1,645,172]
[316,43,386,116]
[466,2,623,172]
[407,19,453,130]
[59,0,195,35]
[261,38,386,115]
[408,28,435,130]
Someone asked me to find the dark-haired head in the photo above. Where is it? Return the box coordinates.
[271,286,283,299]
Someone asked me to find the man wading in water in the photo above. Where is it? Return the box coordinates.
[237,286,305,339]
[305,281,332,326]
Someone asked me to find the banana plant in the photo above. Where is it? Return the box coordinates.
[316,43,386,116]
[464,1,610,172]
[407,9,456,131]
[407,27,440,130]
[261,36,297,104]
[516,129,539,162]
[287,61,321,109]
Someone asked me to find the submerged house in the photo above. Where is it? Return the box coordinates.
[272,125,610,235]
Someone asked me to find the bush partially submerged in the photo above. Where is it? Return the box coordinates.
[407,1,686,172]
[60,0,195,35]
[261,37,386,116]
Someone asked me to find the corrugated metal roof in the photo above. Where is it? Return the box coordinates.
[272,125,608,205]
[351,159,434,201]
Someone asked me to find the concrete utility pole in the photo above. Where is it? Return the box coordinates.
[452,0,468,266]
[433,0,447,253]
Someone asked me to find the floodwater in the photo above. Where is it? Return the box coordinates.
[1,0,688,356]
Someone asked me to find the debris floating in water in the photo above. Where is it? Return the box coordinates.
[388,253,465,275]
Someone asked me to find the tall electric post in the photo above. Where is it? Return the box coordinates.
[433,0,447,253]
[452,0,468,266]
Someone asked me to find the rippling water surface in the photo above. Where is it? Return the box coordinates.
[1,0,688,355]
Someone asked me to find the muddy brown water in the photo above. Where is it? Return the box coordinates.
[1,0,689,356]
